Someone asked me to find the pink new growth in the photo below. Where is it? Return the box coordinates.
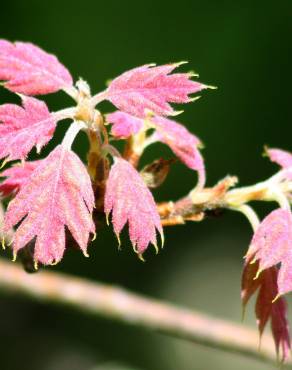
[242,258,291,362]
[104,157,163,255]
[106,63,207,117]
[107,111,143,138]
[248,208,292,296]
[107,111,205,186]
[0,96,56,162]
[0,160,40,196]
[267,148,292,169]
[4,145,95,266]
[152,116,205,187]
[0,40,73,95]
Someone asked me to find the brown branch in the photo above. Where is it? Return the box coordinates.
[158,176,238,225]
[0,258,290,367]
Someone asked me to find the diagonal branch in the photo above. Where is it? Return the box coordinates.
[0,258,290,367]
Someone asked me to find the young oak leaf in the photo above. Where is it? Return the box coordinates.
[106,111,205,186]
[152,116,206,187]
[104,157,163,256]
[266,148,292,169]
[266,148,292,181]
[0,40,73,95]
[0,160,40,197]
[0,96,56,162]
[106,111,143,138]
[4,145,95,266]
[242,258,290,362]
[248,208,292,297]
[105,63,208,117]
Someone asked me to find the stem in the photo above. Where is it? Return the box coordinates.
[62,120,85,150]
[62,86,79,101]
[87,129,102,181]
[225,181,268,206]
[53,107,77,122]
[231,204,260,231]
[0,258,289,367]
[90,91,108,107]
[269,187,291,210]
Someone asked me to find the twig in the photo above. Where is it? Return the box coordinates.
[0,258,290,367]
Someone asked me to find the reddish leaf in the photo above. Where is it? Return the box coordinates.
[106,63,207,117]
[271,292,291,362]
[0,40,73,95]
[4,145,95,266]
[0,160,40,196]
[152,116,205,186]
[0,96,56,162]
[104,157,163,255]
[107,111,143,138]
[242,258,291,362]
[248,208,292,296]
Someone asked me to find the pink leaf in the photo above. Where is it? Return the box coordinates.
[107,111,143,138]
[0,96,56,161]
[152,116,205,186]
[0,160,40,196]
[106,63,207,117]
[248,208,292,296]
[242,258,290,362]
[4,145,95,266]
[0,40,73,95]
[104,157,163,255]
[267,148,292,169]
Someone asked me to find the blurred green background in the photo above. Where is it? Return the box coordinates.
[0,0,292,369]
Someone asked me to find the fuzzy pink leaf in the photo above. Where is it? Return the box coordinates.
[248,208,292,296]
[104,157,163,254]
[0,96,56,161]
[106,63,207,117]
[0,40,73,95]
[4,145,95,265]
[107,111,143,138]
[242,259,290,362]
[0,160,40,196]
[267,148,292,169]
[152,116,205,186]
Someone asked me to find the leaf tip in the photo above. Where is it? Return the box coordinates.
[1,236,5,250]
[170,110,184,117]
[153,243,159,255]
[0,158,8,170]
[272,294,281,304]
[12,250,17,262]
[253,268,262,280]
[34,260,39,270]
[205,84,218,90]
[138,253,145,262]
[91,232,97,242]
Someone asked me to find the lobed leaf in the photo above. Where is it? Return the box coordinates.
[152,116,205,186]
[248,208,292,296]
[242,258,290,362]
[0,96,56,162]
[0,40,73,95]
[106,111,143,138]
[105,63,207,117]
[267,148,292,169]
[4,145,95,266]
[0,160,40,196]
[104,157,163,255]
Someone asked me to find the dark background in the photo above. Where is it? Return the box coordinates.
[0,1,291,369]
